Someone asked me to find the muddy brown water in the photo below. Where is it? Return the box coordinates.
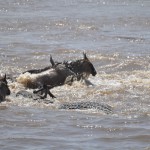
[0,0,150,149]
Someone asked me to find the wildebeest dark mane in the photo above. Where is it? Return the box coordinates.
[23,62,62,74]
[23,66,51,74]
[23,54,62,74]
[64,59,84,74]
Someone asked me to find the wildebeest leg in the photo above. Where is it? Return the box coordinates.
[33,86,47,99]
[40,88,48,99]
[43,85,56,98]
[76,74,83,81]
[33,87,44,94]
[40,87,56,99]
[48,90,56,98]
[33,85,48,99]
[33,85,56,99]
[84,78,94,86]
[65,76,74,85]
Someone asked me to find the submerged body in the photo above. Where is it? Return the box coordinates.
[0,75,11,102]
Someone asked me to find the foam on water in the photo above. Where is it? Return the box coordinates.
[1,50,149,121]
[3,64,149,119]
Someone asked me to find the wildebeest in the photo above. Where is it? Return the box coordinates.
[17,56,77,99]
[23,52,97,81]
[18,53,97,98]
[0,74,11,102]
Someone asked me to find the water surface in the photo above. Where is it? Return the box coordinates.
[0,0,150,149]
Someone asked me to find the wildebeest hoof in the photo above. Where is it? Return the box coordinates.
[39,94,56,99]
[39,95,47,99]
[51,95,56,99]
[33,90,38,94]
[48,93,56,99]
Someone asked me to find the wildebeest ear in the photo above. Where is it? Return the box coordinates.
[83,52,88,60]
[50,55,55,67]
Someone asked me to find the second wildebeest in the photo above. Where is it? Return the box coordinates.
[0,74,11,102]
[17,56,77,99]
[64,52,97,79]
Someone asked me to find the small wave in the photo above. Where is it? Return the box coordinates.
[115,36,145,43]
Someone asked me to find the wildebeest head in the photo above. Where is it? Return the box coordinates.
[0,74,11,96]
[64,53,97,78]
[81,52,97,76]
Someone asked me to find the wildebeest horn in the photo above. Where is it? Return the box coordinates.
[4,74,6,80]
[3,74,7,82]
[1,74,7,84]
[50,55,55,67]
[83,52,88,60]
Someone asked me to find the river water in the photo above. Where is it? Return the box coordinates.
[0,0,150,149]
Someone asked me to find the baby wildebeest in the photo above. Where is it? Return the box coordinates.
[0,74,11,102]
[17,56,77,99]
